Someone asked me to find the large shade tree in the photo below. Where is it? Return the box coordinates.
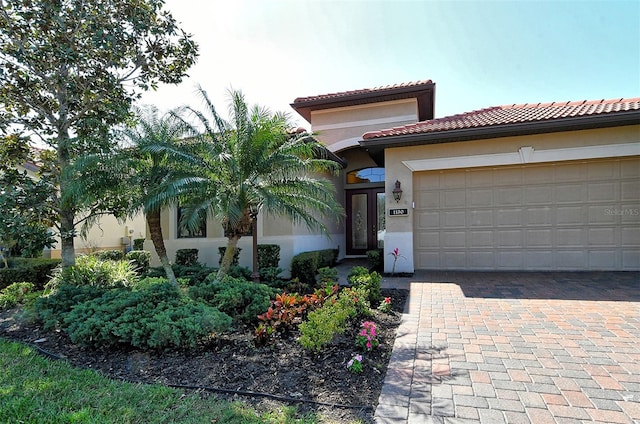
[0,0,198,266]
[179,88,344,279]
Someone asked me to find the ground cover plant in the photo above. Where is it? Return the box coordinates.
[0,260,407,423]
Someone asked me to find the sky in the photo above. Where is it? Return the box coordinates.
[140,0,640,129]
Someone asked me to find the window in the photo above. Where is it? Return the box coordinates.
[177,207,206,238]
[346,167,385,184]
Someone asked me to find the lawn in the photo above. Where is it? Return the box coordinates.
[0,338,316,424]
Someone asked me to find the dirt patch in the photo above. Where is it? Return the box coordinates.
[0,289,408,423]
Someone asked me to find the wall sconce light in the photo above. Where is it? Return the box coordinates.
[392,180,403,203]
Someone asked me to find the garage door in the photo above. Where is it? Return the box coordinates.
[414,158,640,270]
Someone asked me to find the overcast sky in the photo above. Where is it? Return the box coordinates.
[139,0,640,128]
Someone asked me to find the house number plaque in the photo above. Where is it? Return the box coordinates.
[389,208,408,216]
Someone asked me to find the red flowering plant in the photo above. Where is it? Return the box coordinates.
[389,247,405,276]
[378,296,392,313]
[356,321,379,351]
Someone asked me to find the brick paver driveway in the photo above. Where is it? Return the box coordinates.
[375,272,640,424]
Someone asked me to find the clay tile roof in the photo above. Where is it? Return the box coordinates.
[292,80,433,104]
[362,97,640,140]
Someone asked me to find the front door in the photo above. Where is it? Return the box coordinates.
[346,188,385,255]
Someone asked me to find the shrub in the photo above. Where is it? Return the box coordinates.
[347,266,382,304]
[64,282,232,350]
[34,284,108,330]
[126,250,151,275]
[0,258,60,290]
[189,276,275,325]
[257,244,280,269]
[0,282,34,310]
[93,250,125,261]
[228,265,252,280]
[47,255,139,290]
[133,238,145,251]
[259,266,284,287]
[317,267,338,285]
[366,249,382,270]
[218,247,241,266]
[298,289,358,352]
[290,249,337,287]
[172,264,216,286]
[175,249,199,266]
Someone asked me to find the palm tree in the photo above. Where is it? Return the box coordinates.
[118,105,200,286]
[178,87,344,279]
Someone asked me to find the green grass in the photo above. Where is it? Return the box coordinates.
[0,338,316,423]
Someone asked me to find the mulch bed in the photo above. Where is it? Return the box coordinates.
[0,288,408,423]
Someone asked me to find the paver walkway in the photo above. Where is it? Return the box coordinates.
[374,271,640,424]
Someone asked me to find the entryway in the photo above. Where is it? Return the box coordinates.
[346,188,385,255]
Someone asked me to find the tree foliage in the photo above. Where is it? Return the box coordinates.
[0,0,198,266]
[177,88,344,279]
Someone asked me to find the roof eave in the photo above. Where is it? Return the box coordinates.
[359,111,640,153]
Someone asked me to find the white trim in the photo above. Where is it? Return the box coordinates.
[310,98,415,117]
[402,143,640,172]
[328,137,362,153]
[313,114,417,132]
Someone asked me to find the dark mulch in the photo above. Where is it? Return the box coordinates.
[0,288,408,423]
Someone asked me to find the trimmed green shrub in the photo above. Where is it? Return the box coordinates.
[47,255,139,290]
[125,250,151,274]
[298,289,358,352]
[133,238,145,250]
[0,258,61,290]
[175,249,199,266]
[63,282,232,350]
[228,265,252,280]
[317,266,338,285]
[259,266,284,286]
[366,249,382,270]
[290,249,338,286]
[93,250,125,261]
[0,282,34,309]
[172,265,216,286]
[218,247,241,266]
[189,275,276,324]
[257,244,280,269]
[34,284,108,330]
[347,266,382,304]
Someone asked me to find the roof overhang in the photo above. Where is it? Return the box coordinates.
[291,82,435,123]
[359,111,640,166]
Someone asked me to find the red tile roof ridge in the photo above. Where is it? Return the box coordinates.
[362,97,640,140]
[292,79,433,103]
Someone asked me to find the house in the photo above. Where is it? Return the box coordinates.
[157,80,640,273]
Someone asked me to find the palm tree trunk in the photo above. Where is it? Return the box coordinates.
[217,235,240,280]
[146,209,178,286]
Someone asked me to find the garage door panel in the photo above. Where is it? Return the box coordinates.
[588,227,617,246]
[621,182,640,201]
[414,158,640,270]
[497,209,523,226]
[556,184,586,203]
[527,207,553,226]
[444,211,466,227]
[469,189,493,206]
[557,229,584,247]
[497,230,523,247]
[588,183,618,202]
[557,206,585,225]
[526,229,553,247]
[469,210,493,227]
[495,188,523,205]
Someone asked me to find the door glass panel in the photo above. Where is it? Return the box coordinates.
[351,194,368,249]
[377,192,385,248]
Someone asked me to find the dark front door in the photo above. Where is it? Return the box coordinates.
[346,188,385,255]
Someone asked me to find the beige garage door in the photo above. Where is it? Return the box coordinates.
[414,158,640,270]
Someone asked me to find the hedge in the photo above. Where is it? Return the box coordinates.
[290,248,338,286]
[0,258,61,291]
